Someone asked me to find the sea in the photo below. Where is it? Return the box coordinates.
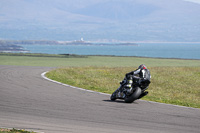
[19,42,200,60]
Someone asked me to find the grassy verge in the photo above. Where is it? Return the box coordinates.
[0,53,200,67]
[0,128,35,133]
[46,66,200,108]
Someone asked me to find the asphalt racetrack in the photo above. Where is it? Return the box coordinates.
[0,65,200,133]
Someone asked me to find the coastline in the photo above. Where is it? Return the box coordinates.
[1,41,200,60]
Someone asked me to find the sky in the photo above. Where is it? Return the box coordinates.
[184,0,200,4]
[1,0,200,41]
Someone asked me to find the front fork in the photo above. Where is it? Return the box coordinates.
[116,84,129,99]
[114,78,135,99]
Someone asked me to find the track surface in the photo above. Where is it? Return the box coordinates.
[0,65,200,133]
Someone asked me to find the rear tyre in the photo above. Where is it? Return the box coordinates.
[125,87,142,103]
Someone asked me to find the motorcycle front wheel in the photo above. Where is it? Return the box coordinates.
[125,87,142,103]
[110,92,117,101]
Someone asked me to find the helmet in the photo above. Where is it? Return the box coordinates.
[138,64,147,70]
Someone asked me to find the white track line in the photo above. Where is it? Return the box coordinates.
[41,71,110,96]
[41,71,199,110]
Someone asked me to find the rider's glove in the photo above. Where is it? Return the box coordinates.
[126,73,131,78]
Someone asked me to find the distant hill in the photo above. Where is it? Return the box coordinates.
[0,0,200,42]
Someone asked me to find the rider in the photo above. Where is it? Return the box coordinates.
[124,64,151,98]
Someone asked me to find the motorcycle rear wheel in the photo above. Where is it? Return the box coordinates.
[125,87,142,103]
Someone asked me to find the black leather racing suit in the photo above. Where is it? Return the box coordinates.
[125,68,151,95]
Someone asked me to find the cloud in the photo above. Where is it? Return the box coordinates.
[184,0,200,4]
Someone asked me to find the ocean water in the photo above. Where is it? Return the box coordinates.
[20,43,200,59]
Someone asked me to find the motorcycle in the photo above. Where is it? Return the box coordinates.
[110,76,150,103]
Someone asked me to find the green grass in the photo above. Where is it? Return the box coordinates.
[0,53,200,67]
[46,66,200,108]
[0,128,35,133]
